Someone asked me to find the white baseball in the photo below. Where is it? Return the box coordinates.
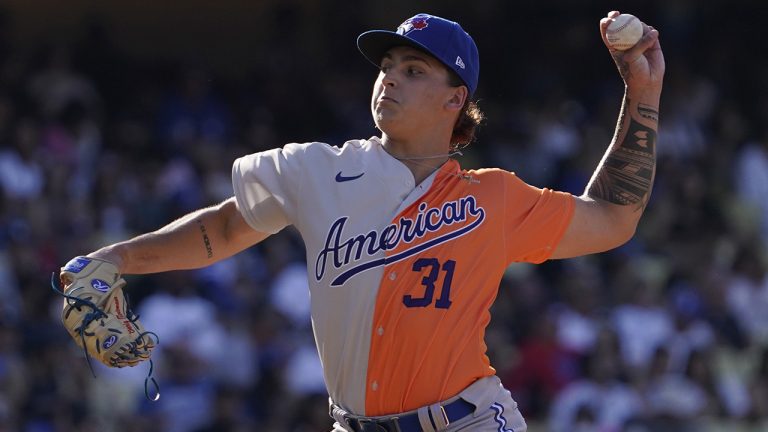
[605,14,643,51]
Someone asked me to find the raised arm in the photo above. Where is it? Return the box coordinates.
[87,197,270,274]
[551,11,665,259]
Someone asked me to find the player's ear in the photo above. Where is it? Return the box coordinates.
[445,86,467,112]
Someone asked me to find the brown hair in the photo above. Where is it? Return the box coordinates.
[448,71,484,150]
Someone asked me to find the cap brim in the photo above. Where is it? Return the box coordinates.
[357,30,437,68]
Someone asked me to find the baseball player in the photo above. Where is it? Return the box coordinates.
[57,11,664,432]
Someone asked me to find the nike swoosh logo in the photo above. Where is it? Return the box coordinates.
[335,172,364,182]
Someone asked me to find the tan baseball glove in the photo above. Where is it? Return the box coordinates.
[57,256,157,368]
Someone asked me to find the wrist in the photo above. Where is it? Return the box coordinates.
[87,245,126,274]
[625,83,662,105]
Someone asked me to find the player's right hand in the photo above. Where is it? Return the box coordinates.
[600,11,665,90]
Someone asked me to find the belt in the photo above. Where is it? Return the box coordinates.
[340,398,475,432]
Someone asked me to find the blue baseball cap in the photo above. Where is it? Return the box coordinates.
[357,13,480,96]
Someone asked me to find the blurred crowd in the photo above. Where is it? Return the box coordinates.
[0,2,767,432]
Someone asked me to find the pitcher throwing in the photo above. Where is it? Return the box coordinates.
[57,10,664,432]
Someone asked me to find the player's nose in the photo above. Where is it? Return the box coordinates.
[380,70,397,88]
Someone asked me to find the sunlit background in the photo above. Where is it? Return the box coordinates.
[1,1,767,431]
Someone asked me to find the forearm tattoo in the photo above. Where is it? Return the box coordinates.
[196,219,214,258]
[589,101,658,211]
[638,103,659,122]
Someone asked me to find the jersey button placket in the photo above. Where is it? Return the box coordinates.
[371,381,379,391]
[389,271,396,281]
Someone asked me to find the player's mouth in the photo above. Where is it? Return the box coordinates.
[378,96,398,104]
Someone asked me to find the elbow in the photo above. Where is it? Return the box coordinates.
[611,215,640,249]
[219,198,240,246]
[617,223,638,247]
[602,205,640,250]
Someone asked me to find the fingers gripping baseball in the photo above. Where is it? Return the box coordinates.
[600,11,665,88]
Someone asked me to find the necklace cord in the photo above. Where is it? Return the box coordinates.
[388,150,478,184]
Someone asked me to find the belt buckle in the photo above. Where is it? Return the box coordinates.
[440,405,450,426]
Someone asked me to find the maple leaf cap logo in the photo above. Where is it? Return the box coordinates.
[397,16,430,35]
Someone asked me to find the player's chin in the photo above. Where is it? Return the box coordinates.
[373,109,398,130]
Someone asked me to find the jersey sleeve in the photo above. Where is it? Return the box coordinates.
[502,172,575,264]
[231,143,307,233]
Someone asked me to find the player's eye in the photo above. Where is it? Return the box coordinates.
[379,64,392,73]
[406,66,422,76]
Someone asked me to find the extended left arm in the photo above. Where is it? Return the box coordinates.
[552,11,664,259]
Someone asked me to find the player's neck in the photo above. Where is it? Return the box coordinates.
[381,135,456,184]
[380,134,452,159]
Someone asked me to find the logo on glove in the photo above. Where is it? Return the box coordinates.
[91,279,111,292]
[103,335,118,349]
[112,296,136,335]
[64,257,92,273]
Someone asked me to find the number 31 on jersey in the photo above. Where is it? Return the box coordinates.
[403,258,455,309]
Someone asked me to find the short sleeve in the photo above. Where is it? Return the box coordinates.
[231,143,306,233]
[503,172,575,264]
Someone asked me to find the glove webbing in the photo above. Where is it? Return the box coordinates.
[51,273,161,401]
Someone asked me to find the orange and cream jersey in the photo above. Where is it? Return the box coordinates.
[232,137,574,416]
